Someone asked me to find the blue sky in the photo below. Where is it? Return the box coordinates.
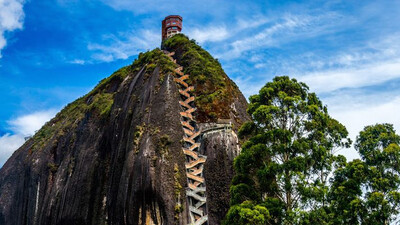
[1,0,400,166]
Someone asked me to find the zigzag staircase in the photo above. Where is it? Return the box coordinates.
[164,51,208,225]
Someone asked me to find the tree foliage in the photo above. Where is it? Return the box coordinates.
[225,76,400,224]
[330,124,400,224]
[224,201,271,225]
[227,76,351,224]
[162,34,242,122]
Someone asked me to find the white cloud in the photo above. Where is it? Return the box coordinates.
[8,110,57,136]
[300,59,400,93]
[220,15,316,59]
[101,0,243,17]
[233,75,263,99]
[298,34,400,93]
[254,63,267,69]
[185,15,270,44]
[0,0,25,57]
[210,12,346,61]
[236,16,269,30]
[0,133,25,166]
[102,0,200,13]
[187,26,229,44]
[88,29,160,62]
[326,94,400,161]
[69,59,85,65]
[249,54,264,63]
[0,110,56,167]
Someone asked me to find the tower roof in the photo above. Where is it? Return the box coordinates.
[164,15,182,20]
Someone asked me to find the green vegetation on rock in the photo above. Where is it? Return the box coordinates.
[31,65,136,151]
[133,124,145,153]
[30,48,176,152]
[30,37,245,152]
[163,34,242,122]
[157,134,172,156]
[133,48,176,77]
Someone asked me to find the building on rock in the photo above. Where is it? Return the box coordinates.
[162,15,183,40]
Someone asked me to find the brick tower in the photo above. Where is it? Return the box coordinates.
[162,15,183,40]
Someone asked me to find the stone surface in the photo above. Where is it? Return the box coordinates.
[0,52,249,225]
[200,124,241,225]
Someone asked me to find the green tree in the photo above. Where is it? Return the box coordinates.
[330,124,400,224]
[329,158,368,224]
[357,124,400,224]
[226,76,351,224]
[224,201,271,225]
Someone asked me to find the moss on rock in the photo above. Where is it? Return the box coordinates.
[162,34,243,123]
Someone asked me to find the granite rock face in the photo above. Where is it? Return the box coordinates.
[0,39,249,225]
[199,124,241,225]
